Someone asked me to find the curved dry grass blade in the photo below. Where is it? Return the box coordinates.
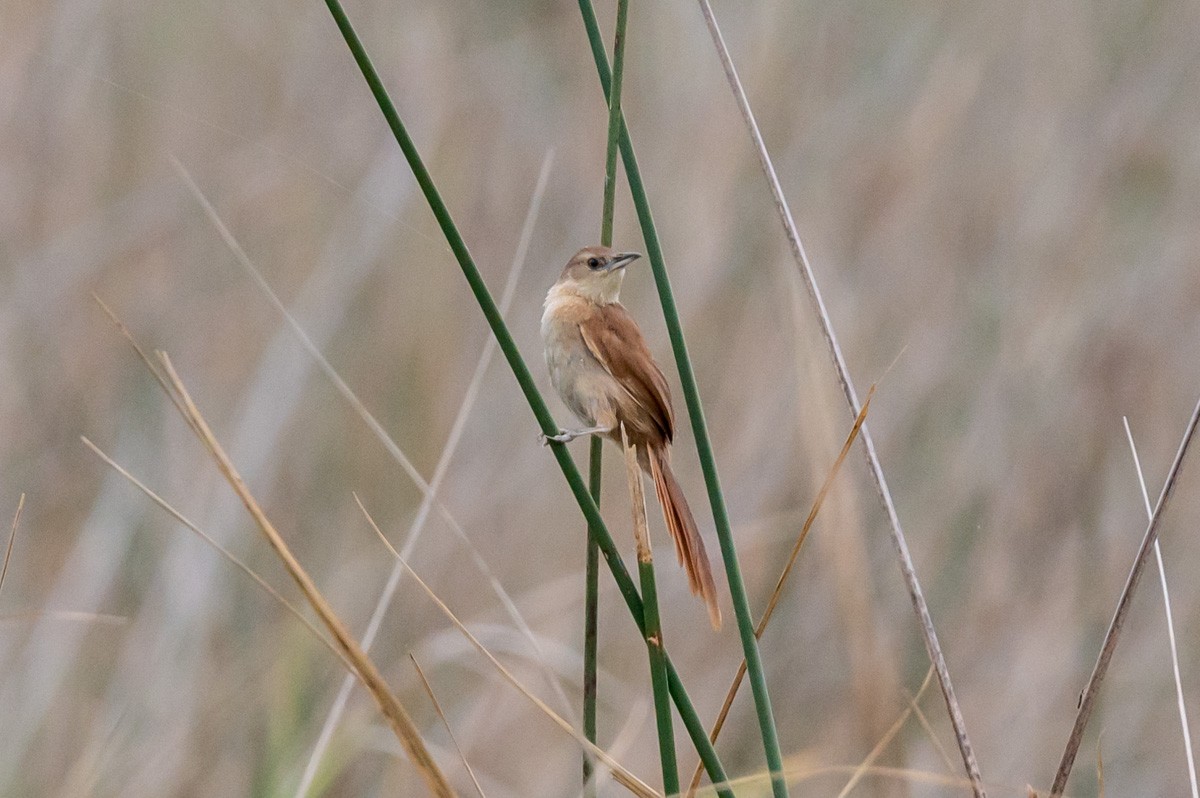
[411,654,488,798]
[148,354,455,798]
[693,3,985,795]
[81,437,352,673]
[719,763,986,795]
[835,666,935,798]
[355,496,660,798]
[908,689,958,776]
[1122,417,1199,798]
[169,156,578,795]
[583,699,652,798]
[92,296,197,437]
[1050,395,1200,796]
[169,154,575,704]
[0,493,24,597]
[685,387,873,796]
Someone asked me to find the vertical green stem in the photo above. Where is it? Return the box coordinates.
[576,3,789,795]
[600,0,629,248]
[320,2,733,794]
[603,4,677,792]
[582,436,601,796]
[585,1,629,791]
[639,554,679,795]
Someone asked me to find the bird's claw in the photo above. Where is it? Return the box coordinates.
[539,430,573,446]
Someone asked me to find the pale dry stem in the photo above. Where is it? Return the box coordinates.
[686,387,873,796]
[81,436,351,672]
[411,654,488,798]
[620,424,652,566]
[133,347,455,798]
[0,493,24,597]
[835,666,935,798]
[1050,395,1200,795]
[1120,417,1198,798]
[355,496,661,798]
[695,3,985,794]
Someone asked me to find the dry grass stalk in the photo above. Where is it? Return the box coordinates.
[0,493,24,597]
[81,436,352,672]
[907,687,958,776]
[685,387,873,796]
[835,666,934,798]
[1123,417,1199,798]
[1051,394,1200,796]
[411,654,488,798]
[712,762,977,795]
[100,331,456,797]
[621,425,652,566]
[155,353,455,796]
[166,159,578,796]
[356,496,661,798]
[694,3,986,795]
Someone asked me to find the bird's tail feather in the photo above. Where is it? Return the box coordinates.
[647,446,722,630]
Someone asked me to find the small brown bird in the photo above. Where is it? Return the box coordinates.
[541,245,722,629]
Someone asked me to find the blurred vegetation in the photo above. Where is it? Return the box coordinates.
[3,0,1200,795]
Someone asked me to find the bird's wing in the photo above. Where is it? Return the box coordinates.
[578,303,675,441]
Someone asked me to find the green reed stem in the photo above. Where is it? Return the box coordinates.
[320,3,732,794]
[584,0,629,786]
[582,436,601,797]
[576,2,789,795]
[601,6,677,790]
[600,0,628,248]
[640,550,679,794]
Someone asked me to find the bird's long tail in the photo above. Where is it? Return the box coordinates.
[646,446,722,630]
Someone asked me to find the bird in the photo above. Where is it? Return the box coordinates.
[540,245,721,630]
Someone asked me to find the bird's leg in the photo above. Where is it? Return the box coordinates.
[540,425,613,446]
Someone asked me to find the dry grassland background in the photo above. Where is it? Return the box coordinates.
[3,0,1200,795]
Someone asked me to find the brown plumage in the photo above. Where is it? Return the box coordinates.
[542,245,722,629]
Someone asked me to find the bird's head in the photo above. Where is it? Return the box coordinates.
[554,246,642,304]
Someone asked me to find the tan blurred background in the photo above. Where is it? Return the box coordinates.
[4,0,1200,795]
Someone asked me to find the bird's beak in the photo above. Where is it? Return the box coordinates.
[607,252,642,272]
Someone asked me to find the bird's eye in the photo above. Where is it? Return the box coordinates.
[587,257,601,269]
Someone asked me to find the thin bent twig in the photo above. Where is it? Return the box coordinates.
[694,3,986,795]
[1050,396,1200,795]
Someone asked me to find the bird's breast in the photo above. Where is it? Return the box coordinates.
[542,292,622,427]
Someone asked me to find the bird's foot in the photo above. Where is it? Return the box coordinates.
[539,430,577,446]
